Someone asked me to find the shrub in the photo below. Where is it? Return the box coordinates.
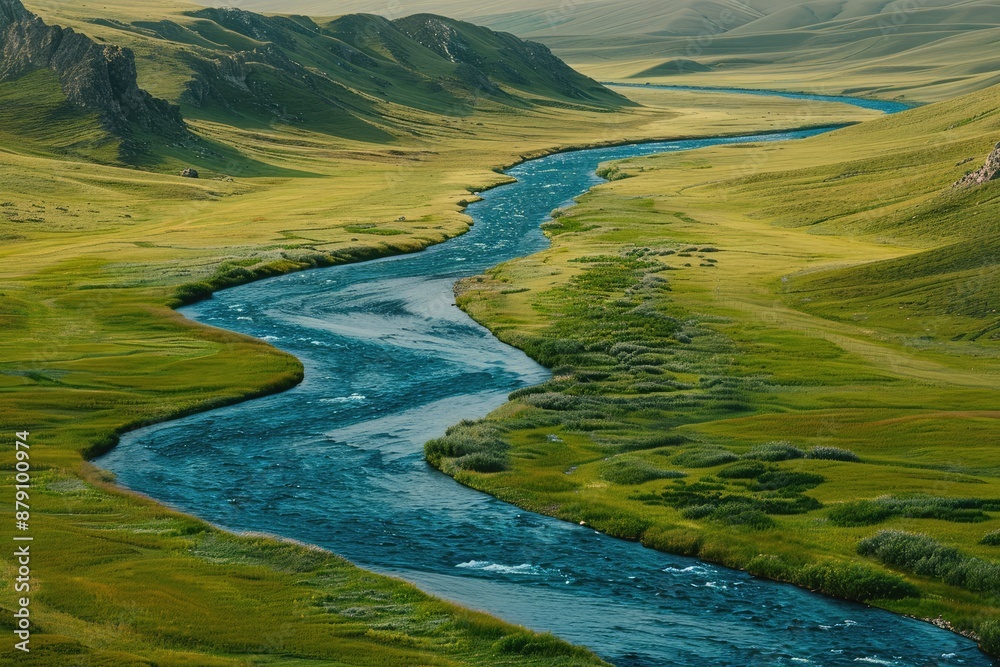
[494,632,578,657]
[798,561,919,601]
[599,458,686,485]
[593,514,651,540]
[858,530,1000,595]
[636,433,690,449]
[980,620,1000,656]
[982,530,1000,547]
[829,501,895,527]
[680,504,715,520]
[758,495,823,515]
[745,441,804,461]
[522,392,580,411]
[673,448,739,468]
[173,281,213,306]
[830,495,996,527]
[752,471,825,493]
[596,164,631,181]
[715,504,775,530]
[717,460,768,479]
[454,451,508,473]
[425,420,509,472]
[805,446,860,462]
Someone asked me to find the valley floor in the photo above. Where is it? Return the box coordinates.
[434,85,1000,658]
[0,89,877,665]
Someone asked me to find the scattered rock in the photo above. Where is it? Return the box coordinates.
[180,167,199,179]
[395,215,406,222]
[954,143,1000,187]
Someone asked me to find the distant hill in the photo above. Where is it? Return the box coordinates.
[4,0,629,165]
[0,0,187,161]
[205,0,1000,101]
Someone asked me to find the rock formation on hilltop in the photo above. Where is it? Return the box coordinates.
[392,14,631,105]
[0,0,186,153]
[955,143,1000,187]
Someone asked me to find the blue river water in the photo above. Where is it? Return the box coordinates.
[100,99,991,666]
[605,83,915,113]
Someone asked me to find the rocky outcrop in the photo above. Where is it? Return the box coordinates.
[955,143,1000,188]
[392,14,633,106]
[0,0,186,144]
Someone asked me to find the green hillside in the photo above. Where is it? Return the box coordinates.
[436,80,1000,657]
[7,0,627,167]
[211,0,1000,102]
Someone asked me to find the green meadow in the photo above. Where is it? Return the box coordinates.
[432,80,1000,657]
[0,0,894,663]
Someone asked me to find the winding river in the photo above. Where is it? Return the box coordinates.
[100,97,991,666]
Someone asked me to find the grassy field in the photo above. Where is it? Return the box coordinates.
[433,82,1000,658]
[0,0,887,661]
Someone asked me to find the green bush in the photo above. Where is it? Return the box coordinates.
[717,460,768,479]
[680,504,715,520]
[745,441,804,461]
[673,448,739,468]
[715,504,775,530]
[830,495,996,527]
[455,451,508,473]
[494,632,579,657]
[857,530,1000,595]
[805,446,860,462]
[599,457,686,485]
[828,501,895,527]
[798,561,919,601]
[744,555,918,602]
[752,471,825,493]
[425,420,510,472]
[173,281,214,305]
[651,474,822,519]
[982,530,1000,547]
[980,620,1000,656]
[596,164,631,181]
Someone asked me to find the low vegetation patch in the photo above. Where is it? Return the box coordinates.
[858,530,1000,595]
[599,457,687,484]
[673,448,740,468]
[804,446,860,462]
[425,420,511,473]
[744,441,804,461]
[829,495,1000,527]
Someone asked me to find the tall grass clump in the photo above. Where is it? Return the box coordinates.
[425,420,510,473]
[981,620,1000,656]
[716,460,768,479]
[805,446,860,462]
[858,530,1000,594]
[982,530,1000,547]
[599,457,686,485]
[744,441,804,461]
[673,447,739,468]
[830,495,999,527]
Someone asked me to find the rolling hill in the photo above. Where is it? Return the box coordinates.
[9,0,628,165]
[206,0,1000,102]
